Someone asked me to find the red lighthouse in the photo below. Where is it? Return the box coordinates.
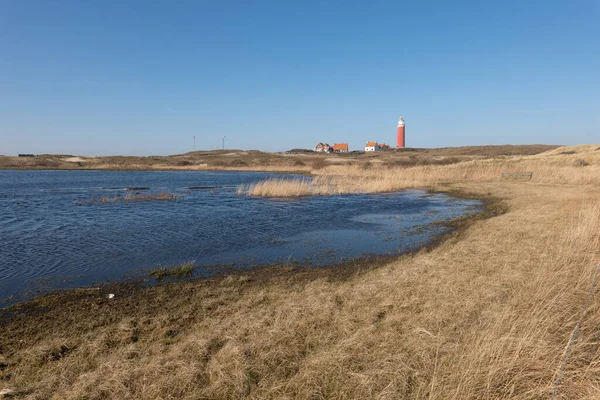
[396,116,405,148]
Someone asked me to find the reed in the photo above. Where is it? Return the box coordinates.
[237,177,346,197]
[239,146,600,197]
[2,145,600,399]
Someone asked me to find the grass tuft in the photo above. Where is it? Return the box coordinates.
[148,262,195,280]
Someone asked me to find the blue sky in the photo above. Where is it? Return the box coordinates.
[0,1,598,155]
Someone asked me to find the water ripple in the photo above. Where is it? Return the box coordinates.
[0,170,482,304]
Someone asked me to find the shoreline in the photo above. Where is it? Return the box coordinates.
[0,186,502,314]
[0,144,563,175]
[0,166,313,175]
[2,145,600,398]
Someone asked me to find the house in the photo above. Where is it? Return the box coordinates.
[365,141,379,152]
[331,143,349,153]
[378,143,391,151]
[314,142,332,153]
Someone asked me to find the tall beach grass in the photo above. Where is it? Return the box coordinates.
[239,146,600,197]
[2,145,600,398]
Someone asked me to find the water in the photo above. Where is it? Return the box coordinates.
[0,170,482,304]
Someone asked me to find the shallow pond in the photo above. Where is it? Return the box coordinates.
[0,170,482,304]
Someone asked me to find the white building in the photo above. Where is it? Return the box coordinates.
[314,142,332,152]
[365,141,379,152]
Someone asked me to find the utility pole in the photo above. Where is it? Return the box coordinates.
[222,136,226,150]
[193,136,196,151]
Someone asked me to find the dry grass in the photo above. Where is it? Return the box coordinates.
[2,145,600,399]
[237,177,345,197]
[239,145,600,197]
[0,145,560,172]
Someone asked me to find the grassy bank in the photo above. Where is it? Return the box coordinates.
[0,145,560,172]
[238,145,600,197]
[1,145,600,399]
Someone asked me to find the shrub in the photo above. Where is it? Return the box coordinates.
[572,158,590,167]
[385,157,462,168]
[311,159,327,170]
[287,149,314,154]
[385,159,416,168]
[432,157,462,166]
[35,159,62,168]
[229,159,249,167]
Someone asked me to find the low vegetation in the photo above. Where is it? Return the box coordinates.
[1,144,600,399]
[237,177,344,197]
[0,144,561,172]
[147,262,195,281]
[75,191,182,205]
[239,145,600,197]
